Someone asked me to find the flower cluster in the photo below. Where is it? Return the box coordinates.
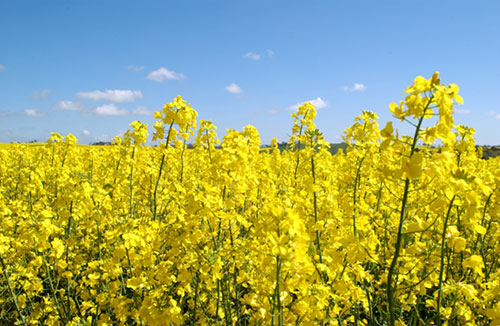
[0,74,499,325]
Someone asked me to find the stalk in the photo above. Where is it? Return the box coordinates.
[206,129,213,162]
[153,120,175,221]
[0,255,27,326]
[65,202,73,319]
[216,280,221,325]
[272,219,283,326]
[352,157,365,237]
[43,257,66,324]
[473,192,494,282]
[180,132,187,183]
[214,185,227,324]
[386,94,433,326]
[436,195,456,325]
[229,221,241,323]
[129,147,136,219]
[192,270,199,324]
[311,153,325,281]
[293,112,308,179]
[276,255,283,326]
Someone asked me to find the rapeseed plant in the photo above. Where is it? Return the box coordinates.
[0,74,498,325]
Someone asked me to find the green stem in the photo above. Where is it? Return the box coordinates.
[386,94,433,326]
[206,130,213,162]
[153,119,175,221]
[0,255,27,326]
[436,195,456,325]
[153,153,165,221]
[293,112,307,179]
[180,133,187,183]
[353,156,365,237]
[276,255,283,326]
[129,147,136,219]
[216,280,221,325]
[65,202,73,319]
[43,257,66,324]
[311,153,326,283]
[229,221,241,324]
[192,270,199,324]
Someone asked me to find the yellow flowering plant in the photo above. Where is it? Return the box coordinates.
[0,74,499,325]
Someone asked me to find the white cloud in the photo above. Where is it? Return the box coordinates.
[75,89,143,102]
[31,89,51,100]
[0,64,6,70]
[244,50,274,60]
[225,83,243,94]
[95,134,111,142]
[287,97,328,111]
[132,106,152,115]
[82,129,90,136]
[267,109,279,115]
[488,110,500,119]
[24,109,45,117]
[125,65,144,72]
[455,109,471,114]
[147,67,185,82]
[243,49,274,61]
[343,83,366,92]
[53,100,84,111]
[310,97,328,109]
[94,104,128,116]
[243,52,261,60]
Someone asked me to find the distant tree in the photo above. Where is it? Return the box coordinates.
[90,141,112,146]
[479,145,500,159]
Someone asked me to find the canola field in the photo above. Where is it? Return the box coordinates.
[1,73,499,325]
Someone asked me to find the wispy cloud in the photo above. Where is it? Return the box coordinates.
[24,109,45,117]
[0,64,6,71]
[287,97,328,111]
[243,50,274,60]
[243,52,261,61]
[95,134,111,142]
[343,83,366,92]
[31,89,51,100]
[147,67,185,82]
[487,111,500,119]
[82,130,90,136]
[53,101,84,111]
[267,109,279,115]
[310,97,328,109]
[455,109,472,114]
[225,83,243,94]
[53,101,130,116]
[132,106,152,116]
[94,104,128,116]
[125,65,144,72]
[75,90,143,102]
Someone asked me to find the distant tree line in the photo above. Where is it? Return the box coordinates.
[479,145,500,159]
[19,139,498,159]
[90,141,112,146]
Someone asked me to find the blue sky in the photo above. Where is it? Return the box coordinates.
[1,0,499,145]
